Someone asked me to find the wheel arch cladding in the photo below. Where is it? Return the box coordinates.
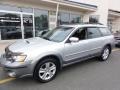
[34,54,63,72]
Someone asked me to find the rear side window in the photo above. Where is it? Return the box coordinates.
[87,27,102,39]
[99,28,111,36]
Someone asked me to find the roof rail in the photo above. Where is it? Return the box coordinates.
[82,22,103,25]
[60,22,103,25]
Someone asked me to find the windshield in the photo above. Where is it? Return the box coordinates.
[41,26,74,42]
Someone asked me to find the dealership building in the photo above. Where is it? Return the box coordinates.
[0,0,120,41]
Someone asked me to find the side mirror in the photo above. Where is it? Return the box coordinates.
[69,37,79,43]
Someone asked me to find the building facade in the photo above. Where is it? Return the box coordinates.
[0,0,120,41]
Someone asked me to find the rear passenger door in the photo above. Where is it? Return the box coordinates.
[86,27,103,55]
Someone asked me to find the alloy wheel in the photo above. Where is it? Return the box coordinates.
[102,48,110,60]
[38,62,56,81]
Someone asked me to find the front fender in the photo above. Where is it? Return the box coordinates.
[30,51,64,72]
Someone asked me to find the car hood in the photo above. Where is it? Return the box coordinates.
[8,37,57,54]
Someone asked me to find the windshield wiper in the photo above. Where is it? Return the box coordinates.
[43,37,51,41]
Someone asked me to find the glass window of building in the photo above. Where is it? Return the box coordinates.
[58,12,70,25]
[0,12,22,40]
[34,9,48,36]
[89,15,99,23]
[20,7,33,13]
[70,14,82,24]
[23,14,33,39]
[58,12,83,25]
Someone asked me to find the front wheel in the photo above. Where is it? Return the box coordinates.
[33,58,58,83]
[99,46,111,61]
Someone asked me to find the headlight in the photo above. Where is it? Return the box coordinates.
[12,55,27,62]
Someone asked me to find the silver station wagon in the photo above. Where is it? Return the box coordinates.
[0,23,115,83]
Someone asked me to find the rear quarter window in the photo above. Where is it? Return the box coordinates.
[99,27,112,36]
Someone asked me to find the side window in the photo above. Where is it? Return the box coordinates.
[87,27,102,39]
[99,27,111,36]
[71,28,87,40]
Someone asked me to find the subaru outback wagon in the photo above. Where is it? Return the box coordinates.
[0,24,115,83]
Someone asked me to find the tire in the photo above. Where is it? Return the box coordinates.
[99,46,111,61]
[33,58,58,83]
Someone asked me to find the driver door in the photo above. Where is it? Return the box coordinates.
[63,27,90,62]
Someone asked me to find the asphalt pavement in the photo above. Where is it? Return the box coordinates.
[0,49,120,90]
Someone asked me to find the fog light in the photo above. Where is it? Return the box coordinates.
[8,72,16,77]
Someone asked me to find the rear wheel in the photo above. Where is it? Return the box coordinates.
[99,46,111,61]
[33,58,58,83]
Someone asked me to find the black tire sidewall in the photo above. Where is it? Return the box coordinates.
[33,58,58,83]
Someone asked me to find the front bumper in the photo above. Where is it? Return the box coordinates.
[0,55,33,78]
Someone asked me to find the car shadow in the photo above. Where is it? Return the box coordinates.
[59,57,100,74]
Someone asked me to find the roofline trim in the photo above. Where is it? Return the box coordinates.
[65,0,97,8]
[109,9,120,14]
[109,9,120,16]
[42,0,97,11]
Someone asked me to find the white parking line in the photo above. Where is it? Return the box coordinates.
[0,78,16,85]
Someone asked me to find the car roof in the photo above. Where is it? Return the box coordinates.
[60,24,107,28]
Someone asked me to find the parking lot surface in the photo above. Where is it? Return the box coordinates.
[0,49,120,90]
